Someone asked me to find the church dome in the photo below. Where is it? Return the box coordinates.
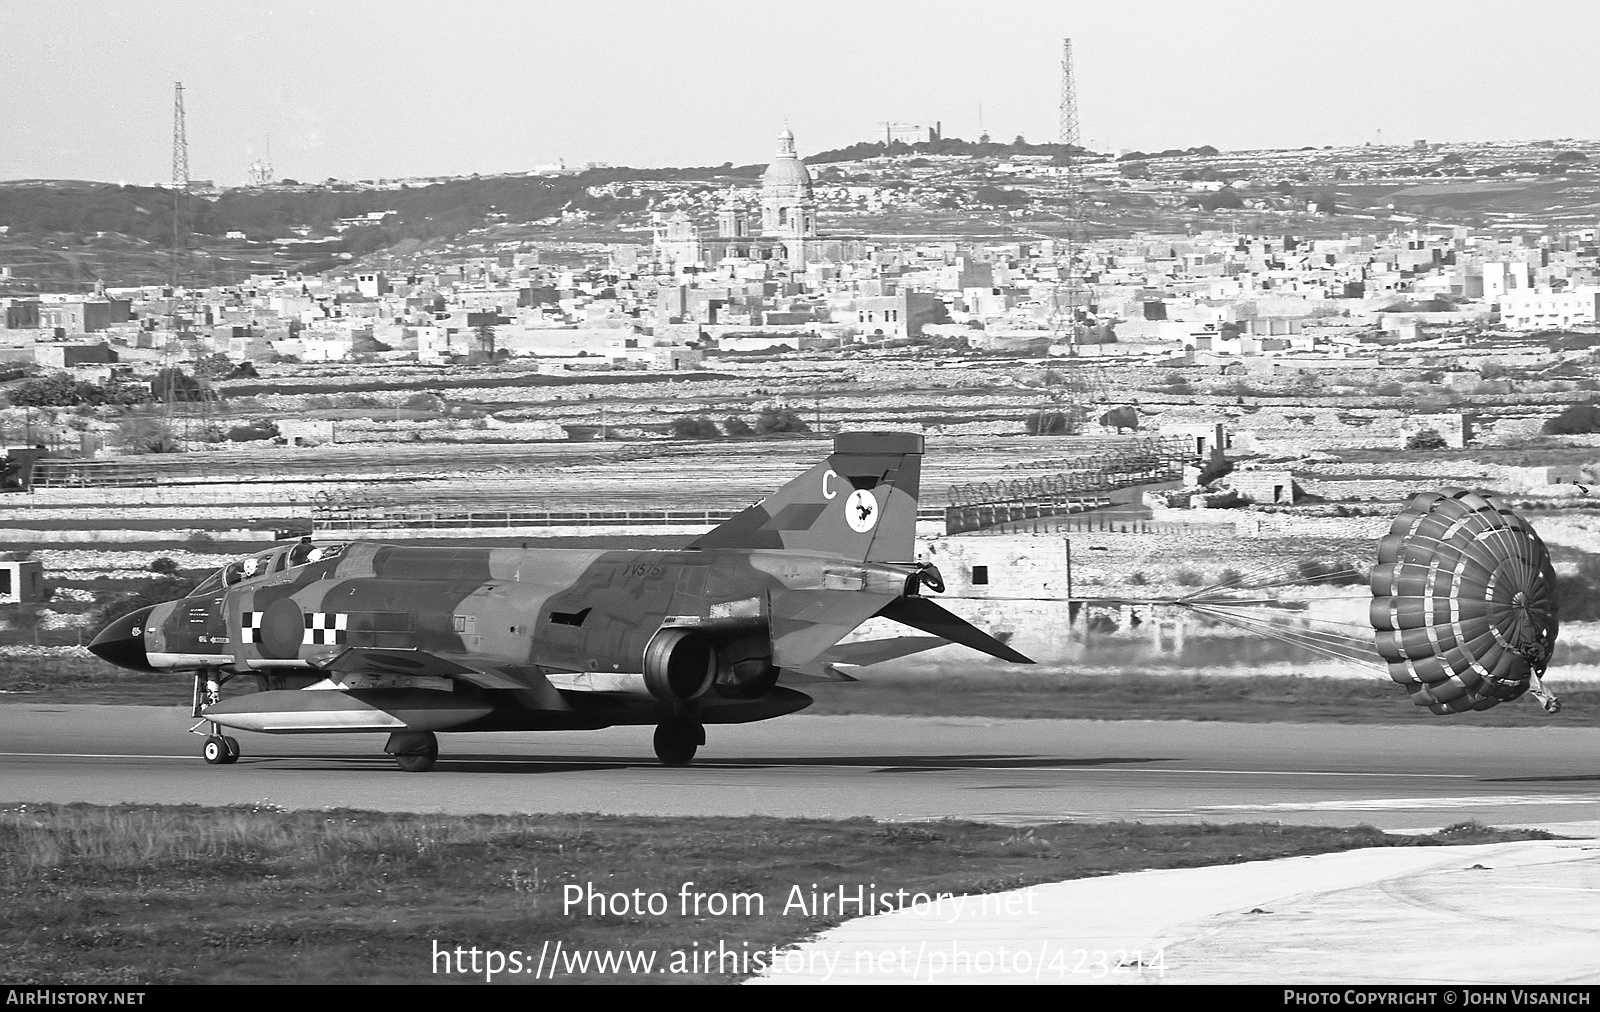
[762,158,811,191]
[762,125,811,197]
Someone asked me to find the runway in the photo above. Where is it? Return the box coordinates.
[2,704,1597,832]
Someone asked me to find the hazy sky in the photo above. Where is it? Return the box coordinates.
[4,0,1599,185]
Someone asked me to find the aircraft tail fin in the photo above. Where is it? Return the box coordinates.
[690,432,922,562]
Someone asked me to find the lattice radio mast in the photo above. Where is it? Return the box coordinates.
[170,82,191,288]
[1057,38,1083,355]
[162,82,194,452]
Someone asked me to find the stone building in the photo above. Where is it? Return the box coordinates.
[759,125,816,267]
[654,126,820,270]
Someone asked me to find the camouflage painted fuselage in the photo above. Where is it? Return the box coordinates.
[137,541,919,732]
[91,433,1027,738]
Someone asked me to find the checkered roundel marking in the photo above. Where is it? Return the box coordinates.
[303,612,348,645]
[241,610,264,643]
[240,606,347,654]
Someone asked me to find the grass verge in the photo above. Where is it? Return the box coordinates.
[0,804,1554,985]
[0,656,186,706]
[805,671,1600,725]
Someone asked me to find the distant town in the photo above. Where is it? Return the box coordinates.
[0,128,1597,447]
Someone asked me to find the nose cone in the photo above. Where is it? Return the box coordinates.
[89,606,158,672]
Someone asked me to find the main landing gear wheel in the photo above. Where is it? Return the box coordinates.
[653,720,703,766]
[202,735,238,765]
[387,731,438,773]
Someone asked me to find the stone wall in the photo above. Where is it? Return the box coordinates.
[1237,514,1390,540]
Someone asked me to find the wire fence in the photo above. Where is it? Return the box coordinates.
[946,437,1192,507]
[942,437,1193,535]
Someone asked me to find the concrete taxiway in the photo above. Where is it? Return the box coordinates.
[1,704,1596,832]
[752,838,1600,984]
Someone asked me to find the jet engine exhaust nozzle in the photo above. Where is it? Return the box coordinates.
[643,627,717,702]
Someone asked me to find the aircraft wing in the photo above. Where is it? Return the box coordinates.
[317,646,556,696]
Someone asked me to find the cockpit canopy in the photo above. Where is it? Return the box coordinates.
[190,541,349,597]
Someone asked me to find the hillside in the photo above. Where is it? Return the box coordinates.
[2,135,1598,290]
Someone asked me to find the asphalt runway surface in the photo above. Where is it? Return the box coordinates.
[2,704,1597,832]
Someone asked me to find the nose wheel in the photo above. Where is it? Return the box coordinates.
[192,673,239,765]
[202,734,239,765]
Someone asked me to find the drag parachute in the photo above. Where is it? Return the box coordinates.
[1159,488,1561,715]
[1371,489,1559,714]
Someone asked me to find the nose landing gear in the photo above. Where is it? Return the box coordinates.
[191,670,239,764]
[202,732,240,765]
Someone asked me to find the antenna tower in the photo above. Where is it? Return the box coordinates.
[163,82,196,453]
[170,82,190,288]
[1056,38,1084,355]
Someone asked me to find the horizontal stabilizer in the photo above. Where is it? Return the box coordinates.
[823,635,949,667]
[876,597,1033,664]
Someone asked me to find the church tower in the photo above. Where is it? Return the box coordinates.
[653,209,701,269]
[760,125,815,266]
[716,190,749,239]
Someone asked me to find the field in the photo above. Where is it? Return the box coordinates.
[0,231,286,291]
[0,804,1554,985]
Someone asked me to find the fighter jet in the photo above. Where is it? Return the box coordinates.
[89,432,1031,771]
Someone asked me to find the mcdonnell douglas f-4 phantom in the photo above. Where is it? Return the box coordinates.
[89,433,1031,771]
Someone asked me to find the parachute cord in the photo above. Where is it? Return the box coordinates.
[1180,603,1389,674]
[1193,617,1381,664]
[1180,594,1377,607]
[1186,604,1383,636]
[1183,556,1305,597]
[1180,567,1366,605]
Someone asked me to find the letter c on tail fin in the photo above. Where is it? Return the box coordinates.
[690,432,923,562]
